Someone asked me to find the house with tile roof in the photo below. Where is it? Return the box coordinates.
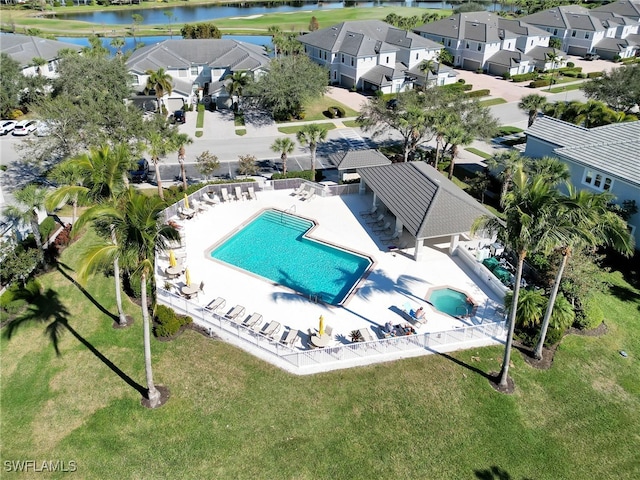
[328,149,391,182]
[0,34,81,78]
[521,4,640,59]
[525,116,640,246]
[592,0,640,22]
[297,20,451,94]
[126,39,270,110]
[413,12,554,75]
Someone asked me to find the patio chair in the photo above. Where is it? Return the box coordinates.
[234,186,245,201]
[359,327,374,342]
[247,186,257,201]
[365,213,384,225]
[225,305,245,321]
[372,221,391,233]
[291,184,305,196]
[262,321,281,339]
[220,188,231,202]
[191,199,208,213]
[281,329,299,347]
[359,205,379,217]
[325,325,333,337]
[202,192,219,205]
[177,206,195,220]
[301,189,315,201]
[205,297,226,313]
[382,232,401,245]
[243,312,262,329]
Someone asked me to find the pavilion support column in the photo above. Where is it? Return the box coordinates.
[414,238,426,261]
[359,178,367,195]
[394,218,403,236]
[449,234,460,255]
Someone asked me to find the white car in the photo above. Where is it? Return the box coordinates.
[12,120,38,136]
[0,120,17,135]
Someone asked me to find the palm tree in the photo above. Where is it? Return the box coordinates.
[472,166,568,389]
[223,71,249,111]
[3,184,48,265]
[575,100,609,128]
[145,130,191,200]
[442,123,473,180]
[178,144,187,192]
[487,150,526,203]
[270,137,295,176]
[533,188,634,359]
[31,56,47,76]
[76,188,180,408]
[546,49,561,91]
[110,37,125,57]
[46,160,87,225]
[296,124,327,180]
[518,94,547,128]
[527,156,570,182]
[145,68,173,113]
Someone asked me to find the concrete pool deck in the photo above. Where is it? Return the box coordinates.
[158,187,505,352]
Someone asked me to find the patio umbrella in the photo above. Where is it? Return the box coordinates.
[319,315,325,336]
[169,250,177,267]
[184,193,190,210]
[185,267,191,287]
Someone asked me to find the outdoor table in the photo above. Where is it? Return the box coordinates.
[310,333,331,348]
[165,265,183,278]
[181,285,199,299]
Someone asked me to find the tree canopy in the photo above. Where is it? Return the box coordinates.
[180,23,221,39]
[0,53,26,118]
[581,64,640,113]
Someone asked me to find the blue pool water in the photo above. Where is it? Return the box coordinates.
[427,288,472,317]
[210,210,371,305]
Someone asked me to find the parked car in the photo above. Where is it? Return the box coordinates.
[129,158,149,183]
[584,52,600,61]
[171,110,186,124]
[12,119,38,136]
[0,120,17,135]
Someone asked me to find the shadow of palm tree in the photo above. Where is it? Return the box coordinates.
[56,261,118,321]
[3,287,146,396]
[474,465,534,480]
[429,349,492,381]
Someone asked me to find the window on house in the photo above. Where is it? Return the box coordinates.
[386,56,389,63]
[416,53,419,60]
[572,31,577,37]
[351,58,354,66]
[447,39,452,47]
[477,44,481,51]
[583,169,613,191]
[341,54,344,63]
[553,29,558,35]
[190,66,198,76]
[333,71,337,79]
[47,62,54,72]
[585,32,590,39]
[466,42,470,49]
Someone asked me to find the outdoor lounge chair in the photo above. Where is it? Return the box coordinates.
[178,206,196,220]
[281,329,299,347]
[359,327,374,342]
[291,185,305,196]
[225,305,245,321]
[261,321,281,339]
[243,312,263,329]
[301,189,315,201]
[191,199,208,213]
[365,213,384,225]
[325,325,333,337]
[181,281,203,300]
[373,221,391,233]
[247,186,257,200]
[202,192,219,205]
[382,232,401,245]
[234,186,245,201]
[220,188,231,202]
[205,297,226,313]
[360,205,379,217]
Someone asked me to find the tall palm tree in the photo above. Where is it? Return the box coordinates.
[296,124,327,180]
[487,150,526,202]
[31,56,47,76]
[473,166,568,389]
[546,49,561,91]
[46,160,87,225]
[270,137,295,176]
[223,71,249,111]
[145,68,173,113]
[61,145,132,327]
[533,188,634,359]
[442,123,474,180]
[145,130,191,200]
[527,156,570,182]
[110,37,125,57]
[518,94,547,128]
[575,100,609,128]
[3,184,48,265]
[76,188,179,408]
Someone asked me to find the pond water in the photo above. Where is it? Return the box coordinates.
[56,35,273,56]
[57,1,508,25]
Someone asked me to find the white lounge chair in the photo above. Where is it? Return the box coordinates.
[291,185,305,196]
[301,189,315,201]
[178,206,196,219]
[243,312,263,329]
[281,329,299,347]
[225,305,245,321]
[202,193,219,205]
[359,327,374,342]
[247,186,257,200]
[220,188,231,202]
[191,199,208,213]
[234,186,245,201]
[262,321,281,339]
[373,221,391,233]
[365,213,384,225]
[360,205,379,217]
[382,232,401,245]
[205,297,226,313]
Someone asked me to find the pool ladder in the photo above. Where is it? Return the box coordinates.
[281,205,296,225]
[309,293,321,304]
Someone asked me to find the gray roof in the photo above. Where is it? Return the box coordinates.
[328,149,391,170]
[521,5,605,31]
[297,20,441,56]
[526,45,560,62]
[593,0,640,21]
[486,49,531,67]
[594,36,632,52]
[357,162,491,239]
[0,34,80,67]
[126,39,270,74]
[526,116,640,186]
[414,12,547,43]
[359,63,406,87]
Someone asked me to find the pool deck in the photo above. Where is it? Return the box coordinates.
[158,188,505,360]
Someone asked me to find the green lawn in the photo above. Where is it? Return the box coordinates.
[465,147,493,160]
[1,228,639,478]
[277,124,336,135]
[301,97,358,122]
[548,82,585,94]
[479,98,507,107]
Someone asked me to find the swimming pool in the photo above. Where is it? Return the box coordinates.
[427,288,473,317]
[210,209,372,305]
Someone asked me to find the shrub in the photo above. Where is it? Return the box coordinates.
[326,107,338,119]
[613,54,621,62]
[467,89,490,98]
[511,72,538,82]
[566,61,575,68]
[502,72,511,80]
[7,109,23,120]
[529,79,551,88]
[271,170,315,181]
[559,66,582,73]
[563,71,578,78]
[154,304,192,338]
[335,105,345,118]
[579,73,588,79]
[476,68,483,74]
[0,278,42,313]
[574,296,604,330]
[39,217,56,242]
[54,224,72,248]
[587,71,603,78]
[544,327,565,347]
[457,78,466,84]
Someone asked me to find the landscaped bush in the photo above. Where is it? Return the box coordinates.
[0,278,42,314]
[579,73,588,78]
[457,78,466,84]
[502,72,511,80]
[326,107,338,118]
[39,216,56,243]
[467,89,490,98]
[574,296,604,330]
[544,327,565,347]
[559,66,582,73]
[566,61,575,68]
[511,72,538,82]
[335,105,345,118]
[271,170,315,181]
[587,71,604,78]
[563,71,579,78]
[441,83,473,92]
[529,79,551,88]
[154,304,192,338]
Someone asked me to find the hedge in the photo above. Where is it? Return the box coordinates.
[587,71,604,78]
[559,66,582,73]
[529,79,551,88]
[441,83,473,92]
[271,170,315,181]
[467,89,490,98]
[511,72,538,82]
[154,304,192,338]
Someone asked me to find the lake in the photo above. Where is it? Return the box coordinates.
[56,35,273,56]
[57,1,507,25]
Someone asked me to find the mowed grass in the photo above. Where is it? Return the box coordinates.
[301,97,358,122]
[1,231,639,479]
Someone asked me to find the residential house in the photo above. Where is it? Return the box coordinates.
[525,116,640,247]
[126,39,270,110]
[0,34,81,78]
[297,20,450,94]
[592,0,640,22]
[521,4,640,59]
[414,12,555,75]
[327,149,391,183]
